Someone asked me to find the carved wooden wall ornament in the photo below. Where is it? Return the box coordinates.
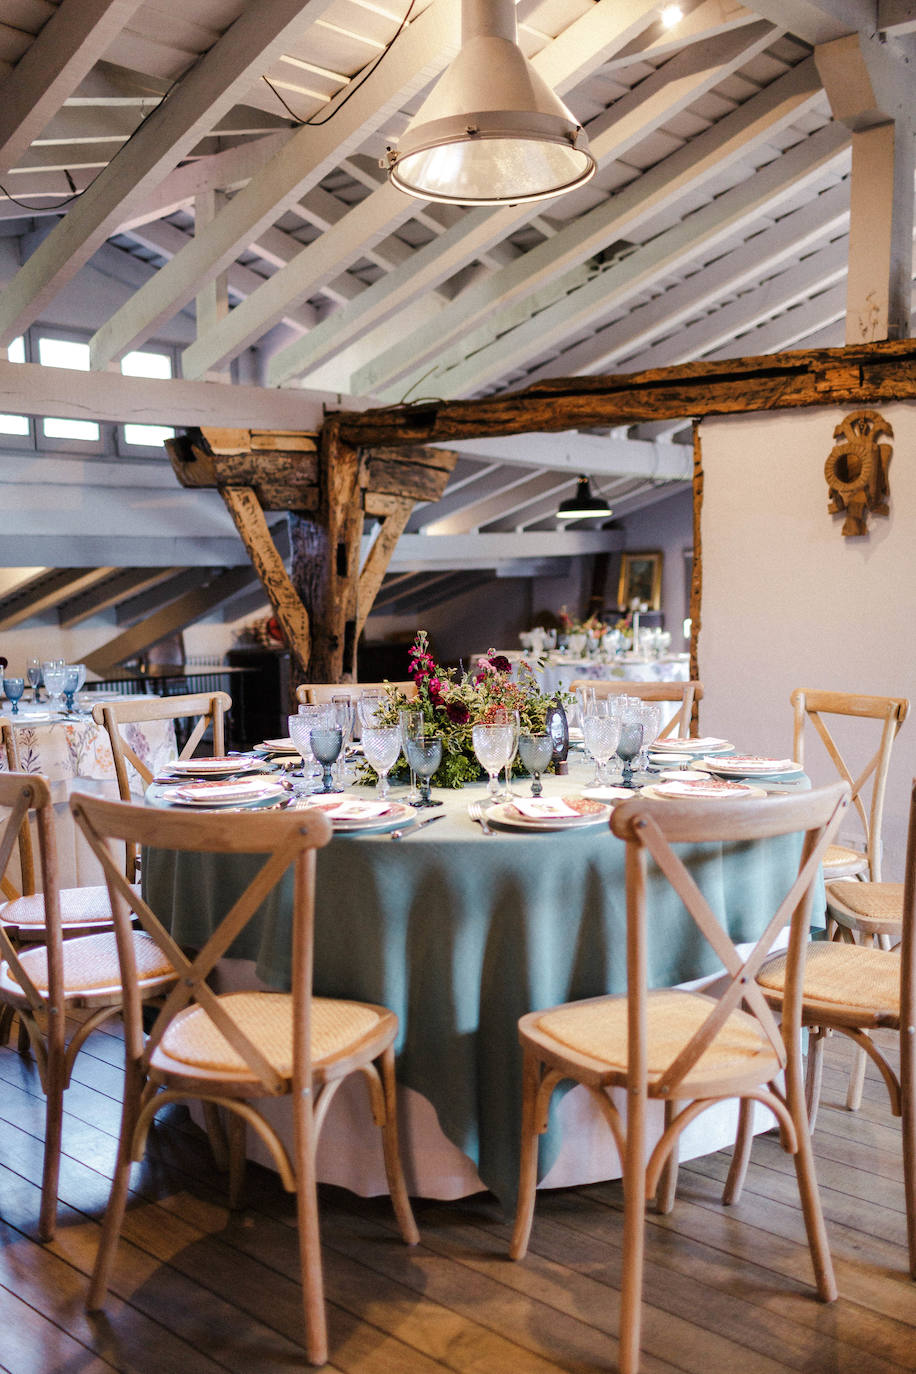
[824,409,893,537]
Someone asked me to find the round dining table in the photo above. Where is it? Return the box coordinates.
[142,751,814,1213]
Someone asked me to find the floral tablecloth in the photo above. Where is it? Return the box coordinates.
[1,703,176,885]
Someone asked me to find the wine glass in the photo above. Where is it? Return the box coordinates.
[288,707,333,791]
[357,689,385,732]
[42,660,66,710]
[502,710,521,796]
[399,707,423,805]
[405,734,442,807]
[517,733,553,796]
[582,712,621,787]
[616,718,645,789]
[310,725,343,793]
[637,702,662,771]
[331,693,355,785]
[361,725,401,799]
[61,663,86,713]
[472,723,514,797]
[27,657,42,701]
[4,677,24,715]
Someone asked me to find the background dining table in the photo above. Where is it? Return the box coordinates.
[142,753,814,1212]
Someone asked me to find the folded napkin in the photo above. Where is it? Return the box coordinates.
[709,755,797,772]
[653,778,753,799]
[173,777,283,801]
[301,798,393,819]
[650,736,731,752]
[511,798,581,818]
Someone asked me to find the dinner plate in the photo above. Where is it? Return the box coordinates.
[161,756,267,779]
[641,779,767,801]
[166,777,289,808]
[262,736,298,751]
[695,756,803,778]
[296,797,414,832]
[486,796,611,830]
[649,737,734,754]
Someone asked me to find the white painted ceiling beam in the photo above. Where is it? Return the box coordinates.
[443,432,693,481]
[88,0,463,371]
[878,0,916,35]
[741,0,875,43]
[0,0,337,350]
[383,532,619,573]
[523,178,851,382]
[188,0,669,382]
[0,0,147,178]
[0,357,346,429]
[425,472,578,535]
[273,16,777,391]
[361,44,822,404]
[604,0,760,70]
[430,123,849,396]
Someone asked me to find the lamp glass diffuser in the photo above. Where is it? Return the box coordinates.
[557,476,613,520]
[385,0,595,206]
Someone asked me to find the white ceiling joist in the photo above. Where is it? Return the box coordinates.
[184,0,672,382]
[0,0,148,178]
[88,0,463,371]
[0,0,337,349]
[743,0,876,43]
[270,16,778,391]
[443,432,693,481]
[384,532,618,573]
[366,55,825,403]
[430,124,849,396]
[524,177,851,381]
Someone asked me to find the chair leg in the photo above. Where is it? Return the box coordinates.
[376,1045,419,1246]
[17,1015,30,1054]
[900,1011,916,1278]
[0,1003,14,1046]
[292,1082,328,1366]
[655,1100,678,1215]
[510,1049,542,1262]
[619,1097,647,1374]
[805,1027,827,1130]
[845,1044,869,1112]
[87,1067,144,1312]
[227,1111,247,1210]
[785,1055,837,1302]
[38,1037,66,1242]
[203,1101,229,1171]
[723,1097,754,1206]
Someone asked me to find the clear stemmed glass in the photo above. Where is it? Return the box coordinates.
[310,725,343,793]
[472,723,514,797]
[361,725,402,799]
[42,660,66,710]
[331,693,355,786]
[616,718,645,789]
[517,733,554,796]
[27,657,42,701]
[405,734,442,807]
[502,710,521,796]
[288,707,333,791]
[4,677,24,715]
[582,712,621,787]
[399,708,423,805]
[637,702,662,771]
[357,689,385,732]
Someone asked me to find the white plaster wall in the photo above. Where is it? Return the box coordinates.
[699,402,916,879]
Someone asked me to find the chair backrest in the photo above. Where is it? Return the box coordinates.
[610,781,849,1102]
[69,793,333,1104]
[568,679,703,739]
[791,688,909,881]
[296,681,418,706]
[0,771,63,1017]
[0,721,35,899]
[92,691,232,800]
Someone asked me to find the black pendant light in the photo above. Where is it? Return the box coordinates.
[556,476,613,521]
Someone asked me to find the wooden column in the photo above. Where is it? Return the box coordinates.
[689,420,703,725]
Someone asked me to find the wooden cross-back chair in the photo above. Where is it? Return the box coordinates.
[791,688,908,883]
[568,678,703,739]
[73,792,419,1368]
[510,781,849,1374]
[731,775,916,1278]
[0,773,177,1240]
[92,691,231,878]
[296,680,418,706]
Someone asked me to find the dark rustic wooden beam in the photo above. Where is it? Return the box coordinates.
[357,495,414,640]
[327,338,916,446]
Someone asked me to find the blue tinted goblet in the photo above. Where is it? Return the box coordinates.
[616,721,645,788]
[517,733,554,796]
[4,677,24,715]
[310,726,343,793]
[405,735,442,807]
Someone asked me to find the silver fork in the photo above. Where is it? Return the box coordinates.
[468,800,494,835]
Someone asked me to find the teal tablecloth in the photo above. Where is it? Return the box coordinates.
[143,764,816,1211]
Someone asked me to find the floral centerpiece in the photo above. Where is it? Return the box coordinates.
[369,630,565,788]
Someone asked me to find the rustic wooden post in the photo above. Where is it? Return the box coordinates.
[689,420,703,731]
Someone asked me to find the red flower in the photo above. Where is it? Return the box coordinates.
[446,699,470,724]
[490,654,512,673]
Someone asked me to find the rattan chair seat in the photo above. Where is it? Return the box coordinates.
[759,941,899,1011]
[823,842,867,873]
[159,991,384,1075]
[5,930,173,996]
[825,880,903,922]
[537,988,775,1082]
[1,884,124,930]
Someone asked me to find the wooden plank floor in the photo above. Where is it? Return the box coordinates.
[1,1016,914,1373]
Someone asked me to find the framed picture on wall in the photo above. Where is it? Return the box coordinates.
[618,552,663,611]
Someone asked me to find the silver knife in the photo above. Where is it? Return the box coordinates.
[390,811,446,840]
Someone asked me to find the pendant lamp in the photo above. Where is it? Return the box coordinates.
[556,476,613,520]
[383,0,595,206]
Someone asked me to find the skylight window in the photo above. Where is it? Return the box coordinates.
[0,336,29,434]
[120,349,175,448]
[38,335,100,441]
